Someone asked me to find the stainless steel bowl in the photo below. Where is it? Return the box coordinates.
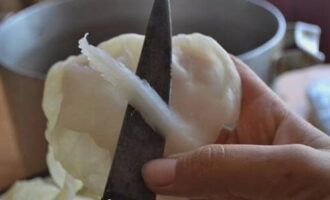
[0,0,286,81]
[0,0,286,179]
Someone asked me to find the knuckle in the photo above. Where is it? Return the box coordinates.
[289,145,317,167]
[279,145,326,185]
[289,144,312,154]
[282,145,330,198]
[261,145,324,199]
[178,145,225,179]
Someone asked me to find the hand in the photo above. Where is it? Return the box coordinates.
[142,57,330,200]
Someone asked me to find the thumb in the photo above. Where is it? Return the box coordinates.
[142,144,321,199]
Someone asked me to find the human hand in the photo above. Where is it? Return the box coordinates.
[142,57,330,200]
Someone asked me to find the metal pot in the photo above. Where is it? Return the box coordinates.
[0,0,286,81]
[0,0,286,179]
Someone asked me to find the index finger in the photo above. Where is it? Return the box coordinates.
[231,56,330,148]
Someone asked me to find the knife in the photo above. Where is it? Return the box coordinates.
[101,0,172,199]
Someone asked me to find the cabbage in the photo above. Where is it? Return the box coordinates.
[0,179,59,200]
[1,33,241,200]
[0,178,92,200]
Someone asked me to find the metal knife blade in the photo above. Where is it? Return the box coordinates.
[101,0,172,199]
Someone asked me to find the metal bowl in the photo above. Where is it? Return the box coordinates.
[0,0,285,81]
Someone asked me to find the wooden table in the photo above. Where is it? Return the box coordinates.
[0,75,26,190]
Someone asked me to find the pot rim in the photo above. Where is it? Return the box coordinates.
[238,0,286,61]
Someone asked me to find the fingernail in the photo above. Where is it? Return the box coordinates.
[142,159,176,187]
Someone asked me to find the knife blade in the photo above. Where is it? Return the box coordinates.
[101,0,172,199]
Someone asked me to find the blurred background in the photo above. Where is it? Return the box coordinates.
[0,0,329,192]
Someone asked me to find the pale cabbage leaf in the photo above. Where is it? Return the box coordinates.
[1,33,241,200]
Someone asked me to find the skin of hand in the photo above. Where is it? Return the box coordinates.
[142,57,330,200]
